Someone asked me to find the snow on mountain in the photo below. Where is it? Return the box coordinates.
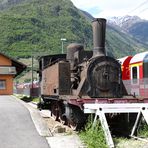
[108,15,144,29]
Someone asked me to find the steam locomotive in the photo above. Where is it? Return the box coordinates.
[38,18,128,129]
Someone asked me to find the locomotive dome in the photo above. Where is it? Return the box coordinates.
[66,43,84,60]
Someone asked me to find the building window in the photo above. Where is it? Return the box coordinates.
[0,80,6,89]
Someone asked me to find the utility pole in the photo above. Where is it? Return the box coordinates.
[61,38,66,54]
[31,51,34,97]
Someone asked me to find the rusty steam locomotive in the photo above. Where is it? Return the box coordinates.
[38,18,127,129]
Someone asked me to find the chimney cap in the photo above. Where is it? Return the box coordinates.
[92,18,106,23]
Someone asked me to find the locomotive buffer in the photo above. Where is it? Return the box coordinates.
[84,103,148,148]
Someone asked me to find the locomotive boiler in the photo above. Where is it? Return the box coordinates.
[38,18,127,129]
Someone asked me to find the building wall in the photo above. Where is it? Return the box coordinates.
[0,54,14,95]
[0,75,13,95]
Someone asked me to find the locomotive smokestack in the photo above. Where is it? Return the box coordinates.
[92,18,106,57]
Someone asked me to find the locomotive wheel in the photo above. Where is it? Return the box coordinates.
[59,115,68,125]
[59,106,68,125]
[68,120,77,131]
[51,102,59,121]
[66,105,86,131]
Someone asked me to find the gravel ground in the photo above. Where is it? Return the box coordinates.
[28,103,86,148]
[42,115,86,148]
[40,110,148,148]
[42,112,148,148]
[115,138,148,148]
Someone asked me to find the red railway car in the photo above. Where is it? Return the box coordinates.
[118,51,148,97]
[118,56,132,80]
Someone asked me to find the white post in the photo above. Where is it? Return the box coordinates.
[61,38,66,54]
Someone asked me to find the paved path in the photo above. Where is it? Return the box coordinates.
[0,95,50,148]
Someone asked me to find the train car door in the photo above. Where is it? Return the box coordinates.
[130,65,140,96]
[143,54,148,78]
[143,54,148,97]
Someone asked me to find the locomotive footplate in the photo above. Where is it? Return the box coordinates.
[67,97,148,108]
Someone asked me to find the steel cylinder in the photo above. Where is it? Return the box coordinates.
[92,18,106,57]
[66,43,84,70]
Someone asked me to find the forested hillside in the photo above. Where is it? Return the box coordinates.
[0,0,92,58]
[0,0,147,59]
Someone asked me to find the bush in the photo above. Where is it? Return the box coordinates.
[79,116,107,148]
[138,121,148,137]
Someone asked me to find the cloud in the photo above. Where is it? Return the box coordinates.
[71,0,101,9]
[71,0,148,20]
[87,6,102,15]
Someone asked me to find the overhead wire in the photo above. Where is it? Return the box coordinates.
[107,0,148,54]
[127,0,148,14]
[112,0,148,27]
[138,7,148,14]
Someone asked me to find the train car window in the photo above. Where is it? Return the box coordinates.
[144,55,148,78]
[132,66,138,84]
[144,62,148,78]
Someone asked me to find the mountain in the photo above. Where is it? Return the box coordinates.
[109,15,148,45]
[0,0,92,58]
[0,0,147,59]
[0,0,31,10]
[108,15,142,29]
[105,25,146,57]
[128,21,148,44]
[80,10,94,21]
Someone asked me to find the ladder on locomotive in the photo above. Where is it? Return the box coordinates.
[84,103,148,148]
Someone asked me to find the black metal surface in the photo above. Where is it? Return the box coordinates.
[39,54,66,70]
[66,43,84,61]
[66,43,84,70]
[59,62,71,95]
[74,50,93,64]
[87,56,123,98]
[92,18,106,57]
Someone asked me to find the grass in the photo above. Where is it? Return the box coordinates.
[114,120,148,148]
[78,116,148,148]
[113,137,146,148]
[79,117,107,148]
[14,94,40,103]
[31,97,40,103]
[138,121,148,137]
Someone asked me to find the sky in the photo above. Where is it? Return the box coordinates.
[71,0,148,20]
